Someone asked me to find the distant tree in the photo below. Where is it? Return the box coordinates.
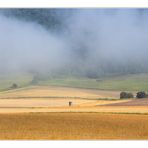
[136,91,146,98]
[11,83,18,89]
[126,92,134,98]
[120,92,127,99]
[120,92,134,99]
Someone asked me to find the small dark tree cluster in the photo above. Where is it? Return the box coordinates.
[10,83,18,89]
[120,91,148,99]
[136,91,147,98]
[120,92,134,99]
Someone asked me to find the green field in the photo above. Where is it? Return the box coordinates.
[1,73,148,91]
[0,73,33,91]
[38,73,148,91]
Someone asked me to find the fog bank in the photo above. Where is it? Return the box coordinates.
[0,9,148,77]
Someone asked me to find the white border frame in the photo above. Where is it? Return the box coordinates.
[0,0,148,8]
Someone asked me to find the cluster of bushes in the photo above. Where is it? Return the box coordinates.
[120,91,148,99]
[120,92,134,99]
[136,91,148,98]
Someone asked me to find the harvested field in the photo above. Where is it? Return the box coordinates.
[0,98,129,108]
[0,86,119,99]
[0,85,143,114]
[0,98,95,108]
[0,113,148,140]
[0,106,147,114]
[0,85,125,110]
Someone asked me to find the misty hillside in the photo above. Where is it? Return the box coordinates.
[1,73,148,91]
[0,9,148,78]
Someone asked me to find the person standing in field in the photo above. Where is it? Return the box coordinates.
[69,101,72,106]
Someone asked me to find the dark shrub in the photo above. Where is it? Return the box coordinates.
[11,83,18,89]
[136,91,146,98]
[126,92,134,98]
[120,92,127,99]
[120,92,134,99]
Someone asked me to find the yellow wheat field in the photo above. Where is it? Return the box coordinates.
[0,113,148,140]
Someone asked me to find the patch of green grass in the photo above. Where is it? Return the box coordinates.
[1,72,148,91]
[38,73,148,91]
[0,73,33,91]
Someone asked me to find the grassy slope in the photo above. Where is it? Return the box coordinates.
[0,73,33,91]
[38,73,148,91]
[0,72,148,91]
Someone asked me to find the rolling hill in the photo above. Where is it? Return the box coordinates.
[0,73,148,91]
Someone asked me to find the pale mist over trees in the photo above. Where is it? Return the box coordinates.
[0,9,148,78]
